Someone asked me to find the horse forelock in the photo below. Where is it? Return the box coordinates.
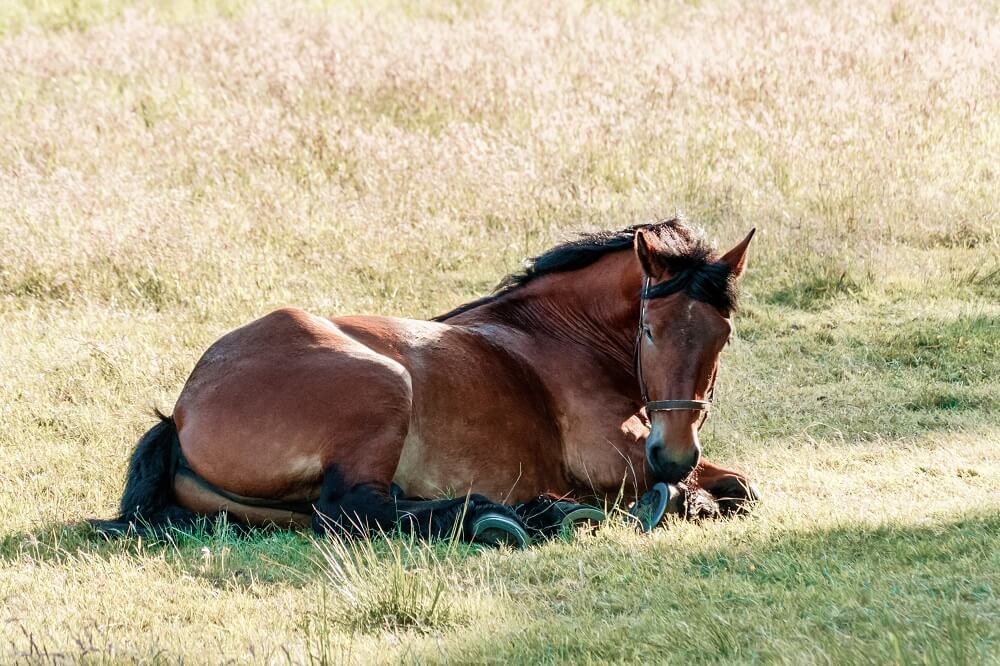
[643,259,738,313]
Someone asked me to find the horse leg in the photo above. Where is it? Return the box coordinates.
[312,466,530,547]
[514,496,606,540]
[691,459,760,516]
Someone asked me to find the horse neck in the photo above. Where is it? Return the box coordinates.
[474,251,643,373]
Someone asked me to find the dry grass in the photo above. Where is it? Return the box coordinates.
[1,0,999,663]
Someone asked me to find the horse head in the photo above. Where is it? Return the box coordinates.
[633,226,755,483]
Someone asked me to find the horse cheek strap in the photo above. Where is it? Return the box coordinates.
[635,275,714,419]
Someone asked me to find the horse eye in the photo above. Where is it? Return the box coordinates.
[644,327,654,342]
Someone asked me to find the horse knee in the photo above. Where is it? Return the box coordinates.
[313,465,397,536]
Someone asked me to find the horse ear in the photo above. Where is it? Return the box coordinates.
[720,228,756,280]
[634,228,667,279]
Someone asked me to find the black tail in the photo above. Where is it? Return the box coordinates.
[90,410,201,537]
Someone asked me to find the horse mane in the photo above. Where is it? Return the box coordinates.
[433,218,738,321]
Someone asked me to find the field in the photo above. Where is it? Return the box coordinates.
[2,0,999,663]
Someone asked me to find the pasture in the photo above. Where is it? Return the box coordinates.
[1,0,999,662]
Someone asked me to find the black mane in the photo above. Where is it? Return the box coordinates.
[433,218,737,321]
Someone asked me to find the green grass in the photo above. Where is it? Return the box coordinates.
[1,0,999,663]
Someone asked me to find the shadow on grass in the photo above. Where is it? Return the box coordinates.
[3,513,998,662]
[0,516,489,592]
[0,518,323,589]
[417,512,1000,664]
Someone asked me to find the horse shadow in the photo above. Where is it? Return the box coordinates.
[0,518,324,590]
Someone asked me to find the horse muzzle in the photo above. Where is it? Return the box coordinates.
[645,434,701,483]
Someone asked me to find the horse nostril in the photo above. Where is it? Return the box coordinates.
[644,438,668,471]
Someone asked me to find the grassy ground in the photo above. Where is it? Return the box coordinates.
[2,0,999,663]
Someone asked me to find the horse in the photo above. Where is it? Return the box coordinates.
[92,218,758,546]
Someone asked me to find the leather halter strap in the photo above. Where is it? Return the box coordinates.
[645,399,711,412]
[635,275,713,416]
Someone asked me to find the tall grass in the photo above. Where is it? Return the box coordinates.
[1,0,998,663]
[316,532,474,634]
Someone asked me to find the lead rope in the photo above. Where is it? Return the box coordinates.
[699,368,716,431]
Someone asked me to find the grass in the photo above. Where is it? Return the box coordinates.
[1,0,998,663]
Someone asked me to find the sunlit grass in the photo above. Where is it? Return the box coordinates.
[315,531,484,635]
[1,0,998,662]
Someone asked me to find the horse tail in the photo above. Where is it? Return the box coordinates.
[90,409,200,536]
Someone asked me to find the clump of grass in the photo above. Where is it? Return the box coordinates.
[958,262,1000,300]
[2,268,72,302]
[313,531,475,635]
[903,389,992,413]
[766,270,862,310]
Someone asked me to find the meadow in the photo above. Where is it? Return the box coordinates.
[1,0,999,662]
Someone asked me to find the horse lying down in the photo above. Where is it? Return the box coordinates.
[91,219,759,547]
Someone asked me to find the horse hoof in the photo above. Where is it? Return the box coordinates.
[684,486,722,520]
[709,477,761,517]
[470,512,530,549]
[559,505,606,533]
[629,482,672,532]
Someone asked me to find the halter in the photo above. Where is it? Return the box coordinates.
[635,275,713,421]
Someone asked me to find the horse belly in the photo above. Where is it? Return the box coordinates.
[392,404,564,504]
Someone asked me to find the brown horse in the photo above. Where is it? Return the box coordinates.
[94,219,758,545]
